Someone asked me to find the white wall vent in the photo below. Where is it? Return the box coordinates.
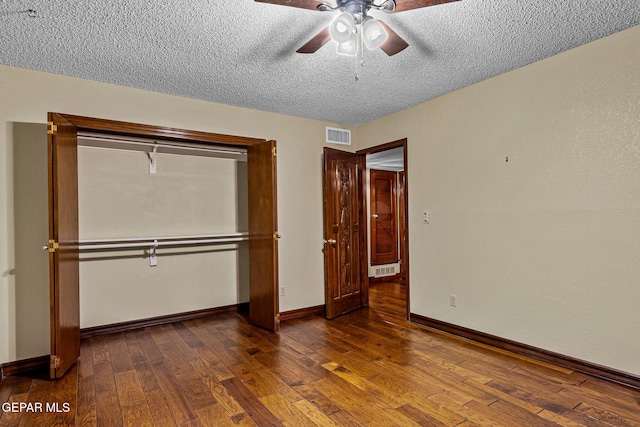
[374,266,396,278]
[326,127,351,145]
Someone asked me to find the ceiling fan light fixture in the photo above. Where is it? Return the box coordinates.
[362,18,387,50]
[330,12,355,43]
[336,33,358,56]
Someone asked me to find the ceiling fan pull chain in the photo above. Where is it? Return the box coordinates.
[354,28,360,80]
[355,27,364,81]
[361,32,365,68]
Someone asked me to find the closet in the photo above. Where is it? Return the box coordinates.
[77,132,249,328]
[47,113,279,378]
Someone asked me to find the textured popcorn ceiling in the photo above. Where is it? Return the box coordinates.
[1,0,639,126]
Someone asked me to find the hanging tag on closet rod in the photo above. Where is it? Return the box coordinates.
[149,240,158,267]
[149,144,158,174]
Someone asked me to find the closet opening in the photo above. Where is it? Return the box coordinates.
[76,130,250,330]
[47,113,279,378]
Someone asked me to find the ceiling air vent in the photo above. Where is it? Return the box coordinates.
[326,127,351,145]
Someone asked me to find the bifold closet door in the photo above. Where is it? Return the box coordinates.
[47,112,81,379]
[248,140,280,331]
[47,113,281,381]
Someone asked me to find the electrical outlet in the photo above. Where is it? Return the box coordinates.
[450,294,457,307]
[423,210,430,224]
[280,287,285,297]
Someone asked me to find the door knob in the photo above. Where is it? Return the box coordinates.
[323,239,337,245]
[372,214,379,219]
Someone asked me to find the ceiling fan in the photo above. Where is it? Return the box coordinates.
[255,0,461,56]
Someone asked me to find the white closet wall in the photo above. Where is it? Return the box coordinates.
[77,145,249,328]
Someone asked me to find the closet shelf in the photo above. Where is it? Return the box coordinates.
[77,132,248,162]
[79,232,249,251]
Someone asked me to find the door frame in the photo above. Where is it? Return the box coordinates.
[356,138,410,318]
[48,113,280,377]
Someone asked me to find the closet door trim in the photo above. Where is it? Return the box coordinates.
[56,114,265,147]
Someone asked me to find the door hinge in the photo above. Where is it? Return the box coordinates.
[47,121,58,135]
[48,240,59,253]
[272,146,276,157]
[275,313,281,327]
[50,355,62,369]
[273,232,281,240]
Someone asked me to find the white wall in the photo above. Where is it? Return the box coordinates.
[355,25,640,375]
[0,64,349,363]
[10,124,50,360]
[77,147,246,328]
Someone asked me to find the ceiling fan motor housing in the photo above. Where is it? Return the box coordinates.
[288,0,412,56]
[343,1,368,22]
[332,0,396,22]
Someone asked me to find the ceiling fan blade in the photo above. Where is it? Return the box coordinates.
[296,27,332,54]
[377,21,409,56]
[254,0,328,11]
[394,0,461,13]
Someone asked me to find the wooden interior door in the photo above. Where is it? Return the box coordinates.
[248,140,280,331]
[398,171,407,279]
[323,147,364,319]
[370,169,398,266]
[48,113,81,378]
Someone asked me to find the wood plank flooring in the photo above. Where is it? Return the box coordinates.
[2,281,640,426]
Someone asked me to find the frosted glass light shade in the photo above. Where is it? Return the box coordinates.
[336,33,358,56]
[330,13,355,43]
[363,18,387,50]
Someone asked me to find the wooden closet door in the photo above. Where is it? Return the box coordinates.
[248,140,280,331]
[47,113,81,378]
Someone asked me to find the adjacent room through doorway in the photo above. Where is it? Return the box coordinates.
[363,141,408,319]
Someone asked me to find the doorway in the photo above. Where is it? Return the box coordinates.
[363,141,408,319]
[322,139,409,320]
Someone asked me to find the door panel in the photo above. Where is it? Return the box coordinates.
[323,148,363,319]
[248,140,280,331]
[370,169,398,266]
[398,171,407,279]
[48,112,80,378]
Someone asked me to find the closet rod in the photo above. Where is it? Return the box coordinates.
[79,232,249,251]
[77,133,248,159]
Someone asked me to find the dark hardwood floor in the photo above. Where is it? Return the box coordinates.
[368,280,408,318]
[2,281,640,426]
